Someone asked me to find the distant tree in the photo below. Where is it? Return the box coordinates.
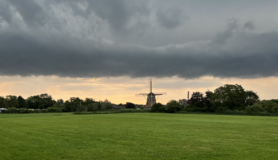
[245,91,259,106]
[125,102,135,109]
[194,101,204,108]
[64,97,83,112]
[84,98,95,105]
[4,95,19,108]
[17,96,27,108]
[165,100,182,113]
[190,92,203,105]
[86,103,99,111]
[203,91,213,111]
[211,84,247,111]
[151,103,163,112]
[0,96,5,108]
[26,94,55,109]
[57,99,64,104]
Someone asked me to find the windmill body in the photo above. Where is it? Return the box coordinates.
[137,79,165,108]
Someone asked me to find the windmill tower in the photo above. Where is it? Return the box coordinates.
[136,79,166,108]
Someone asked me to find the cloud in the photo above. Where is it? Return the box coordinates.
[0,0,278,79]
[244,21,255,30]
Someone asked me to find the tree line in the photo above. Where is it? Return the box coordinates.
[151,84,278,115]
[0,94,137,113]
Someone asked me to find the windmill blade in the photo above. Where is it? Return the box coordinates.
[136,94,148,97]
[153,92,167,95]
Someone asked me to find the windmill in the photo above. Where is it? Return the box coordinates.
[136,79,166,108]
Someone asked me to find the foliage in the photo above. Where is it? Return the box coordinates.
[190,92,203,105]
[245,91,260,106]
[193,101,204,109]
[18,108,26,113]
[125,102,135,109]
[76,103,85,112]
[4,95,19,108]
[17,96,27,108]
[258,100,278,113]
[211,84,246,111]
[245,103,265,114]
[0,96,5,108]
[86,103,99,111]
[101,102,113,110]
[26,94,55,109]
[5,107,18,113]
[151,103,163,112]
[64,97,83,112]
[203,91,213,111]
[165,100,182,113]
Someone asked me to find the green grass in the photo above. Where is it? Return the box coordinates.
[0,113,278,160]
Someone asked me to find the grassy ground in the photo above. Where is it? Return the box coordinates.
[0,113,278,160]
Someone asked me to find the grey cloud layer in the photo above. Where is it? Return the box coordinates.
[0,0,278,79]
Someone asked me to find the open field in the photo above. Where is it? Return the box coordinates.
[0,113,278,160]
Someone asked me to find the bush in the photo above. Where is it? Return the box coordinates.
[258,101,278,113]
[5,107,18,113]
[194,101,204,108]
[18,108,26,113]
[245,103,265,114]
[86,103,99,111]
[165,100,182,113]
[42,109,48,113]
[159,106,166,112]
[100,102,113,110]
[151,103,163,112]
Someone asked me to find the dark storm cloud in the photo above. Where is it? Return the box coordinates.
[0,0,278,79]
[156,7,185,29]
[244,21,255,30]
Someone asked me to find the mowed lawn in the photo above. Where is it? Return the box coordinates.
[0,113,278,160]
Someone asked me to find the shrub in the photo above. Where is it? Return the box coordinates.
[18,108,26,113]
[86,103,99,111]
[100,102,113,110]
[194,101,204,108]
[42,109,48,113]
[245,103,265,114]
[5,107,18,113]
[159,106,166,112]
[258,101,278,113]
[151,103,163,112]
[165,100,182,113]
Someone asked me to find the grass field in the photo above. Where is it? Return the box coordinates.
[0,113,278,160]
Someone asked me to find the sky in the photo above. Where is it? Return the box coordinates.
[0,0,278,104]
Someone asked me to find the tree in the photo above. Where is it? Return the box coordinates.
[151,103,163,112]
[165,100,182,113]
[0,96,5,108]
[245,91,259,106]
[64,97,83,112]
[84,98,95,105]
[203,91,213,111]
[26,94,55,109]
[17,96,27,108]
[211,84,247,111]
[190,92,203,105]
[4,95,19,108]
[125,102,135,109]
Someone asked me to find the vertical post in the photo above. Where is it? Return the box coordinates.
[150,79,152,93]
[188,91,189,100]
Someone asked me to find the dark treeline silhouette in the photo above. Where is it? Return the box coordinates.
[150,84,278,115]
[0,93,138,113]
